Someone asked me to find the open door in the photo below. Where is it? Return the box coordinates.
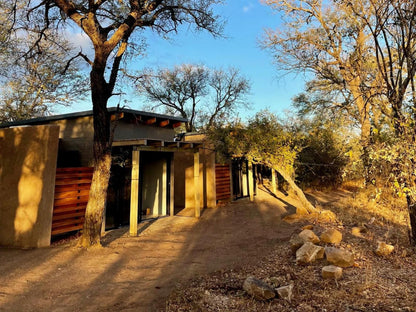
[139,151,171,220]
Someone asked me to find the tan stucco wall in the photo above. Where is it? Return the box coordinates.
[141,152,168,216]
[49,117,176,167]
[48,116,94,166]
[0,125,59,248]
[174,135,216,210]
[114,122,176,141]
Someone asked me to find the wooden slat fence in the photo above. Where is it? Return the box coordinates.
[52,167,93,236]
[215,164,231,202]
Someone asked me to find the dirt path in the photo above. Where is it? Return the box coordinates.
[0,188,301,312]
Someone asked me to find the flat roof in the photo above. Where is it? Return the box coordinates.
[0,107,187,128]
[112,138,203,150]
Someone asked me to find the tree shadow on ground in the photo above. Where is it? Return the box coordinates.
[0,188,299,312]
[260,184,297,216]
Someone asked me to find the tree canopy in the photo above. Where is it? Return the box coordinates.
[210,110,317,214]
[0,2,86,122]
[263,0,416,243]
[134,64,250,132]
[6,0,224,246]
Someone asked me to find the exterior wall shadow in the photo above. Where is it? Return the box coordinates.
[0,125,59,248]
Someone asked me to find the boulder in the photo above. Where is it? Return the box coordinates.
[318,210,337,222]
[298,229,320,244]
[351,226,366,237]
[325,247,355,268]
[302,225,314,230]
[296,242,325,265]
[320,229,343,245]
[276,284,294,302]
[375,242,394,256]
[243,276,276,300]
[322,265,343,280]
[289,234,305,253]
[267,276,286,287]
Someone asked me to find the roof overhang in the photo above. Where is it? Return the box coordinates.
[0,107,187,129]
[112,139,202,152]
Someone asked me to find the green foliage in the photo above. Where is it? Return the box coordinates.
[209,110,298,174]
[368,134,416,198]
[295,120,350,187]
[290,88,361,187]
[209,110,318,213]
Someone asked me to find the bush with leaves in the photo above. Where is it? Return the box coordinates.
[294,120,350,188]
[209,110,317,214]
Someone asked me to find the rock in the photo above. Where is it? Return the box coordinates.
[325,247,355,267]
[322,265,343,280]
[289,234,305,253]
[298,229,320,244]
[351,226,366,237]
[302,225,314,230]
[243,276,276,300]
[320,229,343,245]
[267,276,285,287]
[296,242,325,265]
[375,242,394,256]
[276,283,294,302]
[318,210,337,222]
[290,229,320,253]
[283,213,305,223]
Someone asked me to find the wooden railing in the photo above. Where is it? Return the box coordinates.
[215,164,231,202]
[52,167,93,236]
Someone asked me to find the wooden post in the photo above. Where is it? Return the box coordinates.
[194,149,201,218]
[162,158,167,215]
[130,148,140,236]
[271,168,277,195]
[248,162,254,202]
[170,153,175,216]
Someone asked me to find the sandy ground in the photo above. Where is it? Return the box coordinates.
[0,187,303,312]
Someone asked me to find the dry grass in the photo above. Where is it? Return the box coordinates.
[164,187,416,312]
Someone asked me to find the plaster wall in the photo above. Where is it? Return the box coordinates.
[114,123,175,141]
[48,116,94,166]
[174,140,216,211]
[0,125,59,248]
[49,117,176,167]
[140,152,168,217]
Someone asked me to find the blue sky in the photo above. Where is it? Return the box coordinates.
[58,1,307,119]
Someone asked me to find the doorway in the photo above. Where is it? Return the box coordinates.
[106,146,132,229]
[139,151,172,220]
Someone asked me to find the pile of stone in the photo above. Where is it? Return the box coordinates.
[291,228,353,279]
[243,222,395,301]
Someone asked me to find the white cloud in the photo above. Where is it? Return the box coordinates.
[243,3,255,13]
[66,31,93,52]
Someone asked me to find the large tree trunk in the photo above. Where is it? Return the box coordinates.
[347,76,373,185]
[360,118,373,185]
[273,165,317,215]
[406,194,416,245]
[79,153,112,247]
[79,60,112,247]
